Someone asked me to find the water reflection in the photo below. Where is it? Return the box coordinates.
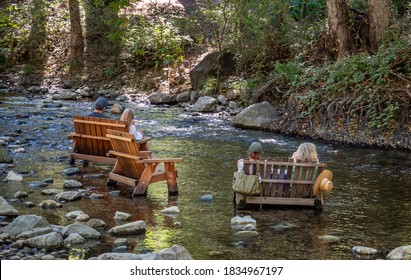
[0,94,410,260]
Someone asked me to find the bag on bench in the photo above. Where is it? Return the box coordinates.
[232,160,261,195]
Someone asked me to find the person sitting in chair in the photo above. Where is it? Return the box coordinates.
[237,141,264,174]
[120,108,155,158]
[291,142,319,163]
[87,97,109,118]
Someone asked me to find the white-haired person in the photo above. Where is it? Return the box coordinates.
[291,142,319,163]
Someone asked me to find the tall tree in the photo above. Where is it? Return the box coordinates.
[326,0,354,58]
[368,0,391,53]
[69,0,84,73]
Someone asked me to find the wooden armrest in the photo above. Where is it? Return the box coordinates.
[140,158,184,163]
[108,150,152,159]
[136,137,152,144]
[68,133,108,141]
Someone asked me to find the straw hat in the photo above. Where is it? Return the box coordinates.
[313,170,333,196]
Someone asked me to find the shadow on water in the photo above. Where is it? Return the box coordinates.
[0,94,410,260]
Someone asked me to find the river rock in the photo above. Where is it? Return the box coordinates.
[64,233,85,245]
[97,253,145,260]
[318,235,341,242]
[114,211,131,221]
[352,246,379,255]
[23,201,35,208]
[0,196,19,216]
[176,92,190,103]
[158,244,193,260]
[13,191,28,199]
[63,180,83,189]
[6,171,22,181]
[190,96,217,112]
[149,93,176,105]
[1,214,50,236]
[16,227,53,239]
[38,200,63,208]
[61,223,101,239]
[217,94,228,105]
[199,194,215,202]
[386,245,411,260]
[61,167,81,176]
[28,181,48,188]
[41,189,61,195]
[159,206,180,215]
[75,214,90,222]
[24,232,64,249]
[65,210,85,219]
[0,147,13,164]
[234,101,280,129]
[86,218,106,228]
[108,220,146,236]
[231,215,256,231]
[55,191,82,201]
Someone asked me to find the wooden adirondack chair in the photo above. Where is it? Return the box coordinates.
[106,129,183,196]
[68,116,129,165]
[234,157,333,210]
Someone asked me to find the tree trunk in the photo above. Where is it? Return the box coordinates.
[326,0,354,58]
[301,0,307,20]
[368,0,391,53]
[69,0,84,73]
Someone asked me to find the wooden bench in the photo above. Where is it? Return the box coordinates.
[106,129,184,196]
[234,158,333,210]
[68,116,129,165]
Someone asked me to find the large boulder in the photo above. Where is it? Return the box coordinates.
[149,93,176,105]
[189,51,235,90]
[1,215,49,236]
[234,101,280,129]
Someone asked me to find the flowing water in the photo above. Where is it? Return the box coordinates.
[0,94,410,260]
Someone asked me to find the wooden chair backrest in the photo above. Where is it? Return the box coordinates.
[243,158,326,198]
[72,116,129,157]
[106,129,150,179]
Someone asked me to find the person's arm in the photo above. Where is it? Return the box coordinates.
[129,125,144,140]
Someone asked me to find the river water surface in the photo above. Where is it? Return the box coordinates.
[0,94,410,260]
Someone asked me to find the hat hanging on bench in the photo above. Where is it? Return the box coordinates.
[313,170,333,196]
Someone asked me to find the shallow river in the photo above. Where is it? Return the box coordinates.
[0,94,410,260]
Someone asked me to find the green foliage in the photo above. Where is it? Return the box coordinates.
[0,0,68,68]
[289,0,327,21]
[194,0,294,74]
[274,62,303,86]
[291,36,410,131]
[232,0,294,73]
[124,16,191,70]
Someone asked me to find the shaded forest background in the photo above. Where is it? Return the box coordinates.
[0,0,410,149]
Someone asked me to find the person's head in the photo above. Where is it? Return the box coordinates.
[292,142,318,162]
[247,142,263,160]
[120,108,135,126]
[94,97,108,112]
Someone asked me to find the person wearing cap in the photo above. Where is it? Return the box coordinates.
[87,97,109,118]
[237,141,264,174]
